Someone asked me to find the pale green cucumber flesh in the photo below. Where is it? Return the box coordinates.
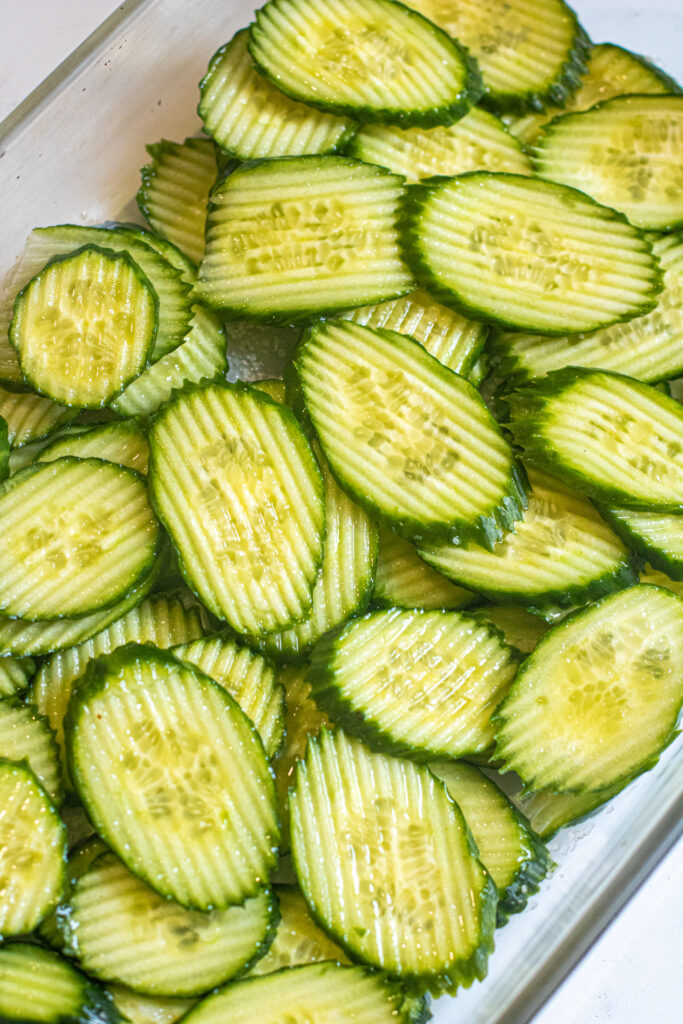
[0,943,119,1024]
[248,887,349,976]
[36,420,150,474]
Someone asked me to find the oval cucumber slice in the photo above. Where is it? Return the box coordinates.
[0,383,77,447]
[36,420,150,474]
[495,585,683,793]
[0,944,119,1024]
[598,504,683,582]
[0,699,62,803]
[66,644,279,910]
[372,525,474,611]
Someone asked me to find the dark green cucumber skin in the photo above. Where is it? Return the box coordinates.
[493,583,683,794]
[291,729,498,994]
[596,505,683,582]
[248,0,485,130]
[9,245,159,409]
[64,643,280,906]
[480,8,590,116]
[0,458,162,621]
[198,31,358,159]
[148,379,325,636]
[400,172,663,336]
[506,367,683,511]
[494,826,551,926]
[0,415,8,481]
[137,138,216,252]
[292,324,528,548]
[305,609,520,762]
[0,942,123,1024]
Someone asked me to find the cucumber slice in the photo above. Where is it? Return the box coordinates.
[533,95,683,231]
[295,319,525,546]
[249,887,349,975]
[308,607,518,760]
[403,0,588,113]
[598,504,683,582]
[30,593,206,794]
[249,0,483,129]
[0,655,35,697]
[292,728,496,990]
[199,30,355,160]
[475,604,550,654]
[349,107,531,182]
[107,987,194,1024]
[198,156,413,323]
[0,944,119,1024]
[512,780,625,841]
[489,232,683,385]
[111,304,227,419]
[494,584,683,793]
[0,699,62,803]
[0,383,77,447]
[0,567,157,658]
[39,834,109,950]
[148,382,325,635]
[430,761,551,925]
[0,458,160,620]
[138,139,217,266]
[402,172,661,335]
[183,962,418,1024]
[0,414,8,479]
[10,246,157,408]
[507,368,683,511]
[507,41,682,146]
[0,761,66,935]
[640,564,683,598]
[171,636,285,758]
[373,525,474,611]
[249,448,378,662]
[66,644,279,910]
[418,468,636,612]
[339,287,487,377]
[64,852,277,997]
[273,665,331,852]
[36,420,150,474]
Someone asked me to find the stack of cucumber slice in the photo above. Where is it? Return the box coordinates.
[2,0,683,1021]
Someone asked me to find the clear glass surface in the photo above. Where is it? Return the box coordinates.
[0,2,681,1021]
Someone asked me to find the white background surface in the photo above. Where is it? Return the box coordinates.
[0,1,681,1022]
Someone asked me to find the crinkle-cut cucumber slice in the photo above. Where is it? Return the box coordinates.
[295,319,525,546]
[495,585,683,793]
[507,368,683,511]
[533,95,683,231]
[598,504,683,582]
[138,139,217,266]
[372,525,474,611]
[349,107,531,182]
[273,666,331,853]
[0,699,62,803]
[507,42,682,146]
[0,655,34,697]
[0,567,157,658]
[64,852,277,997]
[0,458,160,620]
[249,0,482,129]
[9,246,157,408]
[132,230,198,288]
[248,887,349,976]
[248,448,378,663]
[430,761,551,925]
[490,232,683,385]
[30,593,205,794]
[402,172,661,335]
[198,156,413,323]
[199,30,355,160]
[149,382,325,635]
[0,383,77,447]
[404,0,588,113]
[171,636,285,758]
[339,287,487,377]
[185,962,420,1024]
[11,225,193,360]
[66,644,279,910]
[0,944,119,1024]
[511,779,626,842]
[292,729,496,991]
[39,834,109,950]
[36,419,150,474]
[111,304,227,419]
[107,987,194,1024]
[475,604,550,654]
[419,467,636,612]
[308,608,518,760]
[0,761,66,936]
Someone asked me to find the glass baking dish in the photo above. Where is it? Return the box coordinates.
[1,1,681,1020]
